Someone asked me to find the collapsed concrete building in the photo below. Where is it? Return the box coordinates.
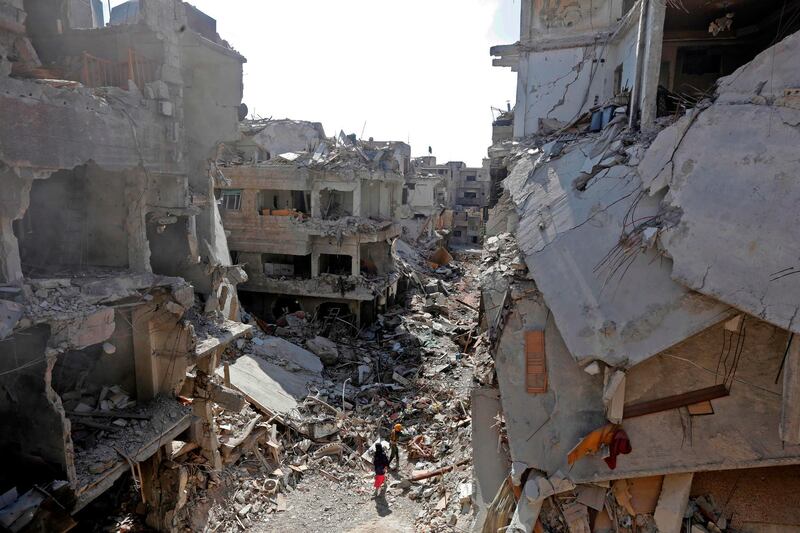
[413,156,491,246]
[398,169,449,242]
[0,0,253,528]
[216,119,404,326]
[477,0,800,531]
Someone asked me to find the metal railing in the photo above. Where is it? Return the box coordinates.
[80,49,157,89]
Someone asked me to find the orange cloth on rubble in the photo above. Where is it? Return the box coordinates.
[567,423,620,465]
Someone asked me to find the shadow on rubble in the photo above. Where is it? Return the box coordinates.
[374,491,392,517]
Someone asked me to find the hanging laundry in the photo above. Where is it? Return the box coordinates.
[603,427,632,469]
[567,423,632,469]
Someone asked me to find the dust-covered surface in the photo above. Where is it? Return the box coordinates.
[73,396,191,489]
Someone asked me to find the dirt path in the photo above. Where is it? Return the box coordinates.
[254,469,419,533]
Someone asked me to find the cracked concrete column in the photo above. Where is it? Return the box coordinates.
[514,52,530,137]
[0,218,22,284]
[352,180,361,217]
[0,167,32,284]
[640,0,666,130]
[311,251,320,278]
[311,183,321,218]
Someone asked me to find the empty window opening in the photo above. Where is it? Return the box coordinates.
[659,0,800,114]
[319,254,352,276]
[147,216,193,278]
[463,191,478,199]
[257,189,307,215]
[466,175,477,182]
[262,253,312,279]
[360,242,392,277]
[320,189,353,219]
[220,189,242,210]
[14,166,130,277]
[613,63,624,96]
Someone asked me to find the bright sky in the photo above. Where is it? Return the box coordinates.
[107,1,520,166]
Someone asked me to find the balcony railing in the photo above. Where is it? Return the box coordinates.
[80,49,157,89]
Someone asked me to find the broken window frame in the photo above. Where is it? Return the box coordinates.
[220,189,243,211]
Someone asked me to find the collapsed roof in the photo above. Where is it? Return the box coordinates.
[225,118,408,174]
[500,29,800,368]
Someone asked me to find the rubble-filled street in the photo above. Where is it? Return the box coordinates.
[3,0,800,532]
[216,247,486,533]
[72,246,488,533]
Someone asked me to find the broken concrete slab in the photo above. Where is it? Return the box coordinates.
[644,102,800,334]
[508,472,575,532]
[220,355,321,418]
[716,30,800,100]
[503,141,730,368]
[653,473,693,533]
[251,336,323,374]
[305,336,339,365]
[471,387,510,528]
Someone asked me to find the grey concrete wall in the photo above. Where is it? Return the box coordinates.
[638,30,800,334]
[0,77,180,173]
[493,291,606,477]
[472,387,511,527]
[0,325,76,484]
[504,141,730,368]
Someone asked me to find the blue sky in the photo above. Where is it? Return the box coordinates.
[108,1,520,165]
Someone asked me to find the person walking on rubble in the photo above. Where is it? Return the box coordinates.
[372,442,391,497]
[389,423,402,470]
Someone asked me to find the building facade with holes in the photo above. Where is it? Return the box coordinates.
[0,0,256,524]
[214,120,403,327]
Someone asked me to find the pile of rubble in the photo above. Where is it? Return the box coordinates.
[72,396,192,486]
[157,243,483,531]
[219,119,406,174]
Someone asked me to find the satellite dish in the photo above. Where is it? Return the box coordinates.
[238,103,249,121]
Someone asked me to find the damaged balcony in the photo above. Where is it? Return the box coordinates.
[0,271,251,514]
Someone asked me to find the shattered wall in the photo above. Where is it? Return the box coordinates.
[638,30,800,334]
[502,134,730,368]
[249,119,326,159]
[511,16,639,135]
[486,29,800,492]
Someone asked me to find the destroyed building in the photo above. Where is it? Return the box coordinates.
[0,0,254,528]
[216,119,404,326]
[477,0,800,531]
[398,169,448,242]
[413,156,490,246]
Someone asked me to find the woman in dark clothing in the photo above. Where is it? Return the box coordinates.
[373,443,390,495]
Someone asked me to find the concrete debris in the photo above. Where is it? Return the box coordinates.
[305,335,339,365]
[653,473,694,533]
[176,245,487,532]
[482,11,800,531]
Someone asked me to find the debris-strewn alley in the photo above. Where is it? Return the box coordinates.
[69,245,488,533]
[3,0,800,532]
